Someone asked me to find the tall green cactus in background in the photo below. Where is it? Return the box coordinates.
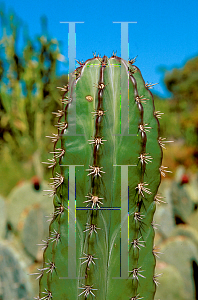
[37,54,166,299]
[0,10,66,196]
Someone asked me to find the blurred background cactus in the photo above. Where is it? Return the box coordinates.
[0,9,67,196]
[0,6,197,300]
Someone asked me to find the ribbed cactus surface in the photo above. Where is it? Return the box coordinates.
[38,55,163,299]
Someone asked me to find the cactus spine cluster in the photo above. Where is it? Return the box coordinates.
[38,54,165,299]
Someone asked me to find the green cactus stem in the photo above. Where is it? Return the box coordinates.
[38,54,164,299]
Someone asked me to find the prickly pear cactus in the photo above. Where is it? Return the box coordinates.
[158,234,198,299]
[154,261,187,300]
[0,240,32,299]
[7,180,53,261]
[38,55,165,299]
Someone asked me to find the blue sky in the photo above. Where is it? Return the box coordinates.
[1,0,198,97]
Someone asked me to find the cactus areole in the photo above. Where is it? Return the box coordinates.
[39,55,164,299]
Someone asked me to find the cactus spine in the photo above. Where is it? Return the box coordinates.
[38,54,163,299]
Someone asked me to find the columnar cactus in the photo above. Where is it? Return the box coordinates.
[37,54,166,299]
